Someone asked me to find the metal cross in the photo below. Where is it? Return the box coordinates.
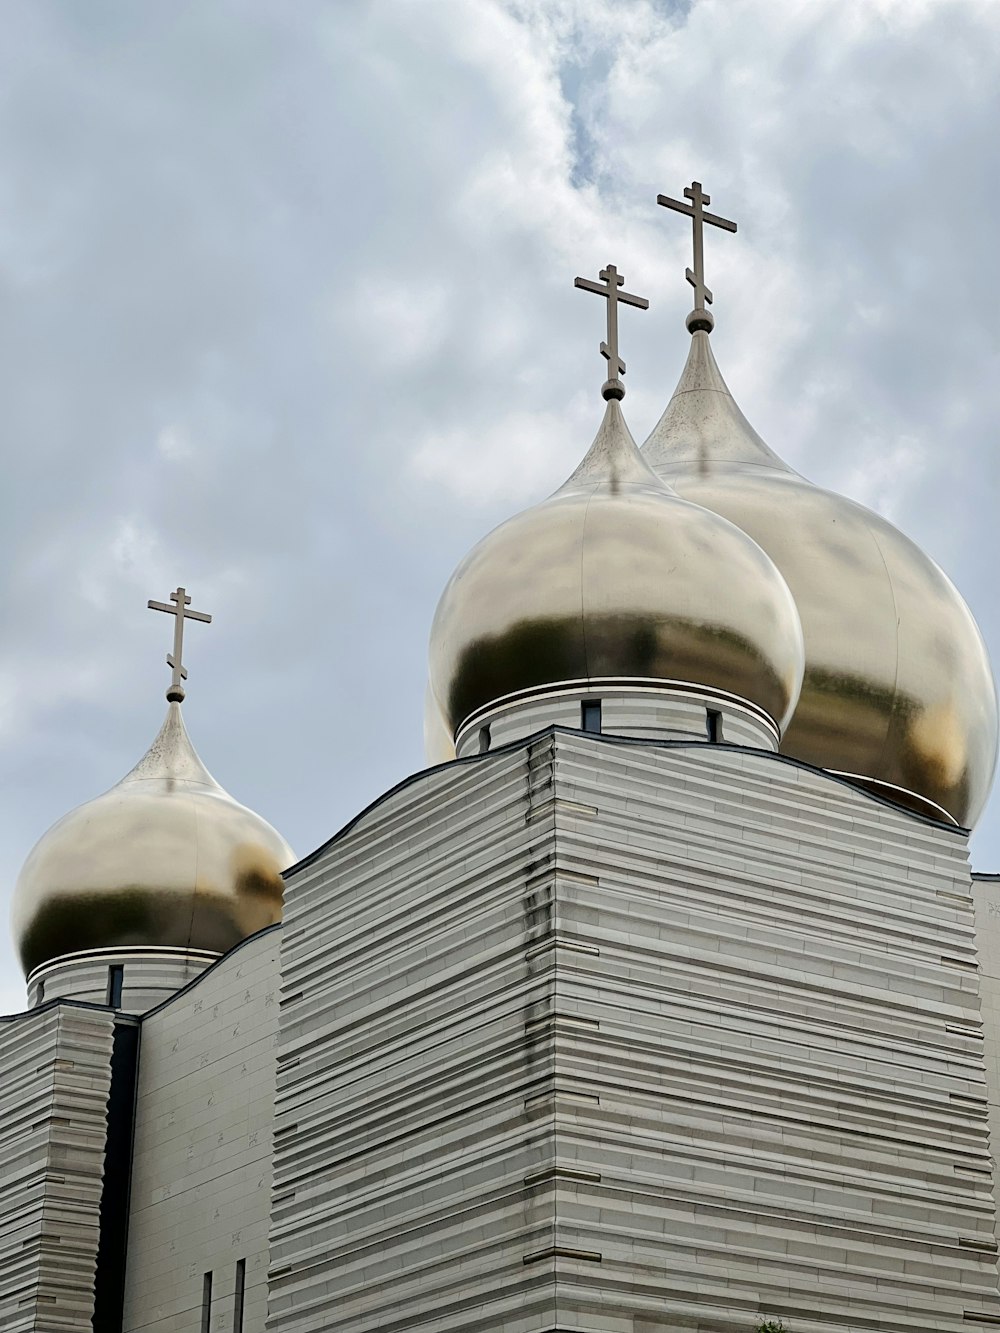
[147,587,212,702]
[657,181,736,331]
[573,264,649,400]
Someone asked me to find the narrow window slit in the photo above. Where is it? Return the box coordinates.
[478,724,491,754]
[106,964,124,1009]
[233,1259,246,1333]
[706,708,723,743]
[201,1272,213,1333]
[581,700,602,734]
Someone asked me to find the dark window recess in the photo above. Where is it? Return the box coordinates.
[581,700,602,734]
[106,964,124,1009]
[233,1259,246,1333]
[706,709,723,743]
[36,980,44,1005]
[92,1021,140,1328]
[201,1272,213,1333]
[478,724,491,754]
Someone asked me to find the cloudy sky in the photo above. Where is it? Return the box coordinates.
[1,0,999,1011]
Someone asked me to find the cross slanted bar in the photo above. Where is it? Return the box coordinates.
[574,264,649,400]
[147,587,212,703]
[657,181,736,332]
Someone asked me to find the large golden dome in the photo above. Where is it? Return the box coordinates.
[429,397,804,741]
[643,329,998,826]
[11,702,294,976]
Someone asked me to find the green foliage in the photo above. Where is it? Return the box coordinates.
[756,1321,786,1333]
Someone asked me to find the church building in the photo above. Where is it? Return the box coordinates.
[3,183,1000,1333]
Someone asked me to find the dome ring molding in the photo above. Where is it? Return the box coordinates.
[25,942,223,986]
[829,769,960,828]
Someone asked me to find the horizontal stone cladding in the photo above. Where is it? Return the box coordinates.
[972,874,1000,1260]
[269,739,563,1331]
[269,728,1000,1332]
[0,1001,116,1332]
[122,928,281,1333]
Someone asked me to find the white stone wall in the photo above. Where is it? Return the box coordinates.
[972,873,1000,1261]
[270,731,1000,1332]
[0,1002,116,1332]
[268,743,561,1331]
[123,928,280,1333]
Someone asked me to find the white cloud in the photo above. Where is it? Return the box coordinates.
[3,0,1000,1003]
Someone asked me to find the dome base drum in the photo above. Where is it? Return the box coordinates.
[454,678,779,759]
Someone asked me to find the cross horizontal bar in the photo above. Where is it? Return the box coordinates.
[573,277,648,309]
[657,193,737,233]
[148,598,212,623]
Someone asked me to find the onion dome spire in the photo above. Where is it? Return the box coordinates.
[427,266,804,755]
[643,181,998,827]
[10,589,294,977]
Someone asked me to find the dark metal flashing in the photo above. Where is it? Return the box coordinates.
[139,922,282,1021]
[285,723,968,882]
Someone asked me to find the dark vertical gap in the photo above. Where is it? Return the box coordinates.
[478,724,491,754]
[581,700,602,734]
[233,1259,246,1333]
[107,964,124,1009]
[707,708,723,743]
[201,1272,213,1333]
[91,1019,140,1331]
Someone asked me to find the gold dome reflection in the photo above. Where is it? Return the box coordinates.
[11,702,295,976]
[643,330,998,827]
[429,397,804,742]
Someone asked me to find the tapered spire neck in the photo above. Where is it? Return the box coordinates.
[119,701,222,793]
[643,329,794,475]
[559,397,663,495]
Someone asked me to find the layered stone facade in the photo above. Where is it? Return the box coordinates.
[269,730,1000,1331]
[2,729,999,1331]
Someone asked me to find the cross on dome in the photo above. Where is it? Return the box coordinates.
[574,264,649,401]
[147,586,212,702]
[657,180,737,333]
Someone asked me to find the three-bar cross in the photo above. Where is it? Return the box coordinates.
[657,181,736,331]
[147,586,212,702]
[573,264,649,400]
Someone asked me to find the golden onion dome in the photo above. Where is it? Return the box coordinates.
[642,329,998,827]
[429,396,804,742]
[11,702,294,976]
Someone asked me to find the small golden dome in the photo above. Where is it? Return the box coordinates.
[11,703,294,976]
[643,330,998,826]
[429,398,804,741]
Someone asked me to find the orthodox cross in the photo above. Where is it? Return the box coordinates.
[573,264,649,400]
[147,586,212,702]
[657,181,736,331]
